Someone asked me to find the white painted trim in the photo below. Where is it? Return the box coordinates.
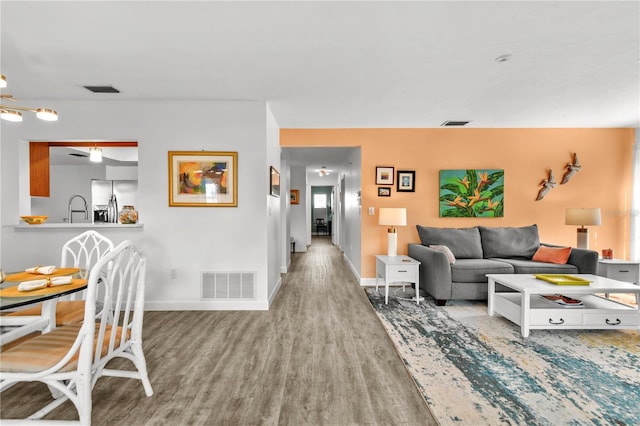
[268,275,283,307]
[360,278,377,287]
[343,252,360,282]
[145,300,269,311]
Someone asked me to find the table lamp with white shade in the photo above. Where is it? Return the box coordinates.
[565,208,601,249]
[378,208,407,256]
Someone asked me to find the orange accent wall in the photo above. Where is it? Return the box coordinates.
[281,128,634,278]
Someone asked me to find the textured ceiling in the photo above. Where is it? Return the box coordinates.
[1,1,638,130]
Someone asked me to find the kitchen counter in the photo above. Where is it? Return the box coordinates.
[13,222,144,230]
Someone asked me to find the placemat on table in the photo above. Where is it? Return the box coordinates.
[0,278,87,297]
[5,268,80,282]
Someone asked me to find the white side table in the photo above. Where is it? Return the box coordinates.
[597,259,640,284]
[375,255,422,304]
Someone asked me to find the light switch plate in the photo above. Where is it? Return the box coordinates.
[369,207,375,215]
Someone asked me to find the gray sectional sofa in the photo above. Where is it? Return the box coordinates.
[407,224,598,306]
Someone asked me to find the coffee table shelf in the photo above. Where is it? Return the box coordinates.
[495,293,638,329]
[487,274,640,337]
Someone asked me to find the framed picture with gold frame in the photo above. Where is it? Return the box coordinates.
[168,151,238,207]
[290,189,300,204]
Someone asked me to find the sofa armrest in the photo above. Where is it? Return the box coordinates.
[408,244,452,301]
[542,243,598,274]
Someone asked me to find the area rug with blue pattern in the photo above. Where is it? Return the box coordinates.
[365,288,640,425]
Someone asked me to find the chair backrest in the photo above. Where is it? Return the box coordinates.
[88,240,147,370]
[61,230,115,271]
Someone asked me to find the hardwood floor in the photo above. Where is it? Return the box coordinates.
[1,236,436,425]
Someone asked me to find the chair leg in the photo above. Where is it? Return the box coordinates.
[130,342,154,397]
[76,374,92,426]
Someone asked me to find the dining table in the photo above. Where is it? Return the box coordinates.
[0,268,87,347]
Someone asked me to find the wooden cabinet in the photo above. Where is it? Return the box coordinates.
[29,142,50,197]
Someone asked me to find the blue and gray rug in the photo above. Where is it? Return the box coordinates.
[365,288,640,425]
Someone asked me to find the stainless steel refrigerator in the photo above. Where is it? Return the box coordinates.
[91,179,138,223]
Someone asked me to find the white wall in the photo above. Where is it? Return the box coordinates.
[289,165,308,252]
[32,165,106,223]
[266,104,282,302]
[1,100,280,310]
[342,148,362,279]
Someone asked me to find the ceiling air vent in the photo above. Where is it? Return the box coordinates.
[69,153,88,158]
[83,85,120,93]
[441,120,471,127]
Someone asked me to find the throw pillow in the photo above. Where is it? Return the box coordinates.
[478,225,540,259]
[429,245,456,264]
[416,225,483,259]
[532,246,572,264]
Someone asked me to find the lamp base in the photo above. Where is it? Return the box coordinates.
[576,228,589,249]
[387,232,398,256]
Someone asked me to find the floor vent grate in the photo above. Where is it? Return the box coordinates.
[201,271,256,300]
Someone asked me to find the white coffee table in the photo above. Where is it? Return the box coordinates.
[487,274,640,337]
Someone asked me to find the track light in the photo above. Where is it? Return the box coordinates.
[0,75,58,122]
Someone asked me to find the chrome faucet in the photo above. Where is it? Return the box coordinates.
[67,194,88,223]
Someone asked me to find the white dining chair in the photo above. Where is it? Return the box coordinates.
[0,240,153,424]
[7,230,114,326]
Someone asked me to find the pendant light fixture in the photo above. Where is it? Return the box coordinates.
[89,146,103,163]
[0,74,58,122]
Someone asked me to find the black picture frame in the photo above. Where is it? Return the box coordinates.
[397,170,415,192]
[378,187,391,197]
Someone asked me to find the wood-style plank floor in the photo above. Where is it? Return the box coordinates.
[1,236,436,425]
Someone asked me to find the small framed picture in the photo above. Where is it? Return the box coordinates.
[376,166,394,185]
[397,170,415,192]
[290,189,300,205]
[270,166,280,197]
[378,187,391,197]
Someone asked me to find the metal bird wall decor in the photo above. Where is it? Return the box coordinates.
[560,152,581,184]
[536,169,557,201]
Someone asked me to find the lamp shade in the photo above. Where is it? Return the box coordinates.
[565,208,602,226]
[378,208,407,227]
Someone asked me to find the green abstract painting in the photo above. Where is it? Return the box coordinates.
[439,169,504,217]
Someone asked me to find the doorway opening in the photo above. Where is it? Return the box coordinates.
[311,186,332,237]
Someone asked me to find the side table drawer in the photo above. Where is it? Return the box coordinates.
[605,268,638,283]
[583,313,639,327]
[387,265,418,283]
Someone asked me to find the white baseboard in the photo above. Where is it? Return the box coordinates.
[360,278,377,287]
[268,275,283,307]
[144,300,269,311]
[343,253,361,282]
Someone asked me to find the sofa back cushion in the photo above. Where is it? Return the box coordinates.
[416,225,483,259]
[479,224,540,259]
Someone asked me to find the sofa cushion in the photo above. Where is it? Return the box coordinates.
[416,225,483,259]
[532,246,572,264]
[478,225,540,259]
[451,258,514,283]
[491,258,578,274]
